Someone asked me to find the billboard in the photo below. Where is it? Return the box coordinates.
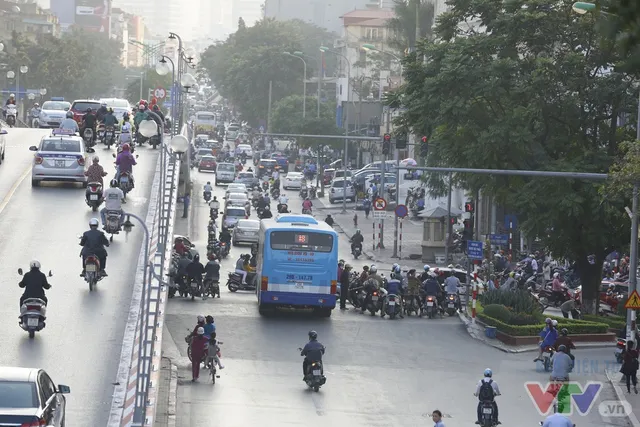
[75,0,110,32]
[50,0,76,25]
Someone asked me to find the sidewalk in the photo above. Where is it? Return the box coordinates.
[317,197,424,264]
[605,367,640,426]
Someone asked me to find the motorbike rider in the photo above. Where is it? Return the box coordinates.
[350,230,364,255]
[103,108,119,128]
[260,205,273,219]
[115,143,137,187]
[474,368,501,425]
[59,111,79,132]
[205,255,221,298]
[29,103,41,124]
[186,254,205,289]
[542,412,573,427]
[100,179,125,227]
[18,260,51,308]
[151,103,164,122]
[120,114,132,144]
[190,327,208,382]
[134,104,148,134]
[302,197,313,213]
[235,254,249,285]
[85,156,107,186]
[80,218,110,277]
[420,265,431,282]
[381,272,404,318]
[325,214,335,227]
[502,271,517,291]
[554,328,576,366]
[300,330,325,380]
[82,108,98,142]
[421,271,442,315]
[277,193,288,212]
[5,93,15,107]
[551,272,565,302]
[551,344,572,381]
[203,181,213,200]
[407,268,422,310]
[219,228,232,247]
[359,265,370,283]
[444,270,461,310]
[96,102,109,122]
[209,196,220,214]
[361,265,383,314]
[534,318,559,362]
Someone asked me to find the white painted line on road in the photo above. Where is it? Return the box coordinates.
[0,164,31,215]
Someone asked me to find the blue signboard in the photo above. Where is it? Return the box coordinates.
[395,204,408,218]
[504,214,517,229]
[467,240,484,260]
[489,234,509,245]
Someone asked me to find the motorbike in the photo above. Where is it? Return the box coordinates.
[444,293,459,316]
[204,277,221,298]
[119,171,134,196]
[404,294,421,316]
[104,210,123,242]
[542,346,555,372]
[85,182,103,212]
[301,355,326,392]
[188,277,203,300]
[384,294,402,319]
[104,126,116,148]
[97,123,106,142]
[227,271,257,292]
[366,288,386,315]
[422,295,438,319]
[203,191,212,202]
[83,128,95,150]
[219,242,229,259]
[351,243,362,259]
[538,286,571,308]
[309,186,317,199]
[478,401,498,427]
[299,187,308,198]
[5,105,17,127]
[149,133,160,149]
[348,284,364,308]
[30,111,40,128]
[83,254,104,291]
[261,180,269,191]
[17,268,52,338]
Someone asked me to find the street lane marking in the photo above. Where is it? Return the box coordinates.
[0,164,31,216]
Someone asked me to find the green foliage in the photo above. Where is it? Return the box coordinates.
[386,0,435,51]
[510,313,540,326]
[395,0,637,312]
[126,69,173,105]
[480,290,542,314]
[7,30,124,101]
[478,313,609,336]
[199,19,337,125]
[582,314,626,330]
[482,304,512,323]
[270,94,341,148]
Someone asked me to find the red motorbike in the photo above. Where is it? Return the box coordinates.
[538,286,571,308]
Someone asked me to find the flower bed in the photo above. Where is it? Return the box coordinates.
[477,313,609,336]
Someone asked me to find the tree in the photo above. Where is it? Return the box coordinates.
[199,19,337,125]
[238,17,246,30]
[270,94,341,148]
[395,0,639,313]
[386,0,435,52]
[125,69,173,105]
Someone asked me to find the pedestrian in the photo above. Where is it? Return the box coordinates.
[182,190,190,219]
[559,299,580,319]
[190,327,208,381]
[340,263,352,309]
[353,213,358,228]
[363,198,371,219]
[432,409,445,427]
[621,340,639,394]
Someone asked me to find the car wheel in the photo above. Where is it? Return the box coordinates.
[31,179,39,187]
[1,147,4,160]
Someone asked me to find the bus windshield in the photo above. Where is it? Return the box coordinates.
[269,231,333,253]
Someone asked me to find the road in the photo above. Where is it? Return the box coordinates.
[0,128,160,426]
[162,168,626,427]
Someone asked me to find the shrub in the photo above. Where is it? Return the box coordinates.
[480,289,542,314]
[582,314,625,330]
[482,304,512,323]
[478,313,610,336]
[510,313,540,325]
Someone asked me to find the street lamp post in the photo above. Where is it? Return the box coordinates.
[284,52,307,118]
[16,65,27,103]
[156,56,176,135]
[293,51,320,118]
[169,32,185,130]
[320,46,351,214]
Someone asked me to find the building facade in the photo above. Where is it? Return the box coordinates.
[0,0,60,41]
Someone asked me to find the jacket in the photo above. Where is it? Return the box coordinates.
[82,113,97,127]
[96,106,108,121]
[103,114,118,126]
[301,340,325,361]
[340,269,350,289]
[205,261,220,279]
[386,279,402,295]
[422,278,440,296]
[134,111,147,127]
[190,335,208,358]
[116,152,137,173]
[85,164,106,185]
[19,269,51,299]
[80,229,109,256]
[186,261,205,278]
[540,327,559,347]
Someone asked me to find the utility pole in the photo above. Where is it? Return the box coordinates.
[627,90,640,344]
[378,106,391,249]
[415,0,420,51]
[445,174,453,263]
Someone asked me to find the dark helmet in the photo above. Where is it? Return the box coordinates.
[86,107,93,113]
[110,179,118,187]
[561,328,568,336]
[193,254,200,262]
[308,330,318,340]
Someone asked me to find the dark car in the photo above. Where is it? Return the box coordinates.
[70,99,101,125]
[257,159,278,178]
[0,367,70,427]
[198,155,217,172]
[235,170,259,188]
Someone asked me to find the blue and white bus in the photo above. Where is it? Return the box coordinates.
[257,214,338,317]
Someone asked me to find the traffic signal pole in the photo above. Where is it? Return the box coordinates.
[379,108,391,249]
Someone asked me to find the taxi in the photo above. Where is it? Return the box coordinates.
[29,129,87,187]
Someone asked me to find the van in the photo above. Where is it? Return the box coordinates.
[215,162,236,185]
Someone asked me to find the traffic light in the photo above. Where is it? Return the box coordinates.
[420,136,428,157]
[450,217,456,225]
[382,133,391,155]
[395,133,407,149]
[464,201,475,213]
[462,218,474,241]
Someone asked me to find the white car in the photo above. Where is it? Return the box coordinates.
[236,143,253,156]
[225,183,248,197]
[225,192,251,211]
[215,162,236,184]
[100,98,131,121]
[284,171,303,189]
[329,178,356,203]
[37,100,71,128]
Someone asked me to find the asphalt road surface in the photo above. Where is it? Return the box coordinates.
[0,128,160,426]
[162,168,627,427]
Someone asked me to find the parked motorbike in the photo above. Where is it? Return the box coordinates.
[17,268,52,338]
[227,271,257,292]
[5,105,17,127]
[104,210,122,242]
[384,294,402,319]
[85,182,103,212]
[104,126,116,148]
[422,295,438,319]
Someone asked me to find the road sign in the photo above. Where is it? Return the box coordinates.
[154,87,166,99]
[624,290,640,309]
[259,125,265,133]
[373,211,386,219]
[467,240,484,260]
[504,214,518,229]
[374,197,387,211]
[395,204,408,218]
[489,234,509,245]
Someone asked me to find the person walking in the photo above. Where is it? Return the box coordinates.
[621,340,639,394]
[339,264,352,310]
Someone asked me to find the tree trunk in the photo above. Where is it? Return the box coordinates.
[577,257,603,315]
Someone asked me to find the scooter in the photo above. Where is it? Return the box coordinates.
[421,295,438,319]
[83,128,94,149]
[227,271,257,292]
[277,203,289,213]
[444,293,459,316]
[104,210,123,242]
[5,105,17,127]
[83,254,104,291]
[383,294,402,319]
[478,401,499,427]
[17,268,52,339]
[300,353,326,392]
[104,126,116,148]
[204,277,221,298]
[85,182,103,212]
[204,191,212,202]
[97,123,106,142]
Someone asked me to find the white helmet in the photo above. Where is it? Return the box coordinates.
[551,320,558,327]
[553,272,559,278]
[9,93,14,98]
[30,260,41,269]
[89,218,99,227]
[197,327,204,335]
[197,315,205,322]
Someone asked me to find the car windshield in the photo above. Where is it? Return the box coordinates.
[228,184,246,191]
[72,101,100,111]
[239,173,253,178]
[0,381,38,408]
[226,208,246,217]
[201,156,215,162]
[260,160,276,166]
[218,164,235,171]
[332,180,351,187]
[229,193,247,200]
[237,220,259,229]
[198,149,212,155]
[103,99,129,108]
[197,113,216,121]
[42,101,70,111]
[41,139,81,152]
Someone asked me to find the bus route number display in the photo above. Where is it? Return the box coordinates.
[295,234,308,244]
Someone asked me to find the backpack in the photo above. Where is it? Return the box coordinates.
[478,379,495,401]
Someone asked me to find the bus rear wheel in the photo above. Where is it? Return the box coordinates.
[258,304,273,316]
[314,308,332,318]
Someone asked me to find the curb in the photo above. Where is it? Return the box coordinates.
[167,363,177,427]
[457,311,616,353]
[604,368,638,427]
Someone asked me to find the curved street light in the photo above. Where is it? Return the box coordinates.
[283,52,307,118]
[39,88,47,96]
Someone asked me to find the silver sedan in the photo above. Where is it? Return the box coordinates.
[232,219,260,245]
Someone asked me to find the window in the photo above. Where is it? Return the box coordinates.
[72,101,101,112]
[365,28,380,40]
[41,101,71,111]
[218,164,235,172]
[424,222,431,241]
[39,373,56,403]
[226,208,246,217]
[270,231,334,252]
[434,221,445,241]
[41,139,81,152]
[0,381,38,408]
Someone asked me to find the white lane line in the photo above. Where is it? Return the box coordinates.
[0,164,31,216]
